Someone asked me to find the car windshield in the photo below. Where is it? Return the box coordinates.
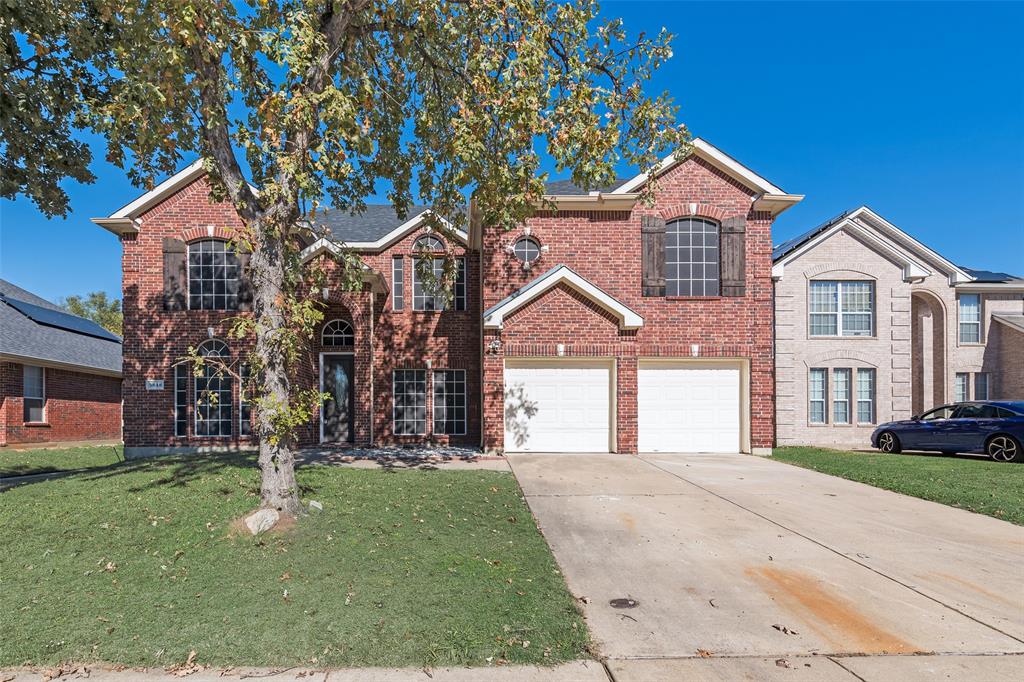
[920,406,955,420]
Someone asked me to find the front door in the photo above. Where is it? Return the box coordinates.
[321,354,355,443]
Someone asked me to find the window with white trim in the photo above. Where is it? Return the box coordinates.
[809,368,827,424]
[414,235,444,252]
[513,237,541,264]
[809,281,874,337]
[195,339,232,437]
[188,240,241,311]
[413,257,466,311]
[322,319,354,346]
[958,294,981,343]
[433,369,467,435]
[954,373,970,403]
[856,368,875,424]
[832,368,851,424]
[393,369,426,435]
[23,365,45,422]
[392,256,404,310]
[665,217,720,296]
[174,364,188,437]
[975,372,989,401]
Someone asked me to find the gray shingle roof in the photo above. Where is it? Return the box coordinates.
[959,267,1023,283]
[0,279,122,375]
[544,178,631,195]
[306,204,430,244]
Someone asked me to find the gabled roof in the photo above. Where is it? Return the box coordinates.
[771,206,975,285]
[0,279,122,377]
[300,209,468,261]
[993,314,1024,334]
[483,265,643,330]
[608,138,803,216]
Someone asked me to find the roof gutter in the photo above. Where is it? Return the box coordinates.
[536,192,640,211]
[90,217,140,236]
[0,352,123,379]
[753,193,805,217]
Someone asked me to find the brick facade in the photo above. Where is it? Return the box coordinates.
[119,176,480,454]
[0,361,121,446]
[481,156,777,454]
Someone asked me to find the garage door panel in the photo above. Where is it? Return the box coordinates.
[504,363,611,453]
[638,363,741,453]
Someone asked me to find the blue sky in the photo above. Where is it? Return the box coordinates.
[1,0,1022,302]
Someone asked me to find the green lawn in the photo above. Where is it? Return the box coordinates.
[774,446,1024,525]
[0,454,589,668]
[0,444,124,478]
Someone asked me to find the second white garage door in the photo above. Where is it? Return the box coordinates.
[638,362,742,453]
[504,361,612,452]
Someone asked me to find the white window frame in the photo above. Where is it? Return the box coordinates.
[412,256,466,312]
[954,372,970,403]
[392,256,404,310]
[975,372,989,401]
[392,369,427,435]
[958,294,982,344]
[187,239,242,311]
[665,217,721,297]
[194,339,233,438]
[856,368,876,424]
[809,280,875,337]
[832,368,851,424]
[174,363,188,437]
[432,369,467,435]
[321,319,354,346]
[809,368,827,424]
[23,365,46,423]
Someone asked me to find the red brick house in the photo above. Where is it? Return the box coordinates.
[0,280,122,447]
[94,139,799,458]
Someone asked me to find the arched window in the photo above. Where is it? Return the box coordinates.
[414,235,445,252]
[666,217,720,296]
[188,240,241,310]
[195,339,232,437]
[513,237,541,264]
[322,319,354,346]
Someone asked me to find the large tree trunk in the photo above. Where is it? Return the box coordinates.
[249,218,303,515]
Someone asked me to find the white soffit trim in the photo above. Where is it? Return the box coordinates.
[772,211,933,282]
[483,264,643,330]
[301,210,468,259]
[611,139,803,217]
[536,193,641,211]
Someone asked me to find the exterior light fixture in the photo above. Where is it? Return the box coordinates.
[690,344,700,357]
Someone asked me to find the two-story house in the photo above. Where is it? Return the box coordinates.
[772,206,1024,449]
[94,139,801,458]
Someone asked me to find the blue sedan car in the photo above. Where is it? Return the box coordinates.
[871,401,1024,462]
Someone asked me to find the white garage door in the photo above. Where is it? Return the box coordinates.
[638,362,741,453]
[504,361,611,452]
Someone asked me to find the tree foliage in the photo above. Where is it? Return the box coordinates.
[3,0,687,515]
[60,290,123,336]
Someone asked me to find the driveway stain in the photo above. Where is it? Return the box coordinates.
[619,512,637,532]
[746,566,921,654]
[925,571,1020,608]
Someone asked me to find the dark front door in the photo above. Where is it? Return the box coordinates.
[322,354,355,443]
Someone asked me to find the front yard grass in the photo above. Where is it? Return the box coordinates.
[0,454,589,668]
[0,444,124,478]
[774,446,1024,525]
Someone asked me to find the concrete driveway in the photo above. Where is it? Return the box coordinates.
[508,453,1024,681]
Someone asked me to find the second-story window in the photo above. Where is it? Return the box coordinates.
[413,257,466,311]
[189,240,241,311]
[809,281,874,337]
[666,217,720,296]
[958,294,981,343]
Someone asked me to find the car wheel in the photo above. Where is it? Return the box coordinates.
[878,431,902,454]
[986,435,1022,463]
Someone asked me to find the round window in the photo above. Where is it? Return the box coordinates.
[513,237,541,263]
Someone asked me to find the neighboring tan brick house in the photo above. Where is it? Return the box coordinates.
[0,279,122,447]
[95,138,801,458]
[772,206,1024,448]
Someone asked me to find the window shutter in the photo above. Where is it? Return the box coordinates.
[236,249,253,311]
[720,216,746,297]
[162,238,187,310]
[641,215,666,297]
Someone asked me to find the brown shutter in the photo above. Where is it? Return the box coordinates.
[162,238,187,310]
[236,249,253,311]
[720,216,746,297]
[641,215,666,297]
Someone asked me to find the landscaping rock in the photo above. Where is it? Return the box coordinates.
[308,500,324,512]
[244,508,280,535]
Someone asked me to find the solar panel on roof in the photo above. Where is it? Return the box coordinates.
[0,295,121,342]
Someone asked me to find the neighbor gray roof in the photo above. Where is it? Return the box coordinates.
[306,204,430,244]
[960,267,1024,283]
[993,314,1024,334]
[544,178,631,195]
[0,279,122,376]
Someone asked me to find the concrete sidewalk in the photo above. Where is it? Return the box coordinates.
[507,452,1024,680]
